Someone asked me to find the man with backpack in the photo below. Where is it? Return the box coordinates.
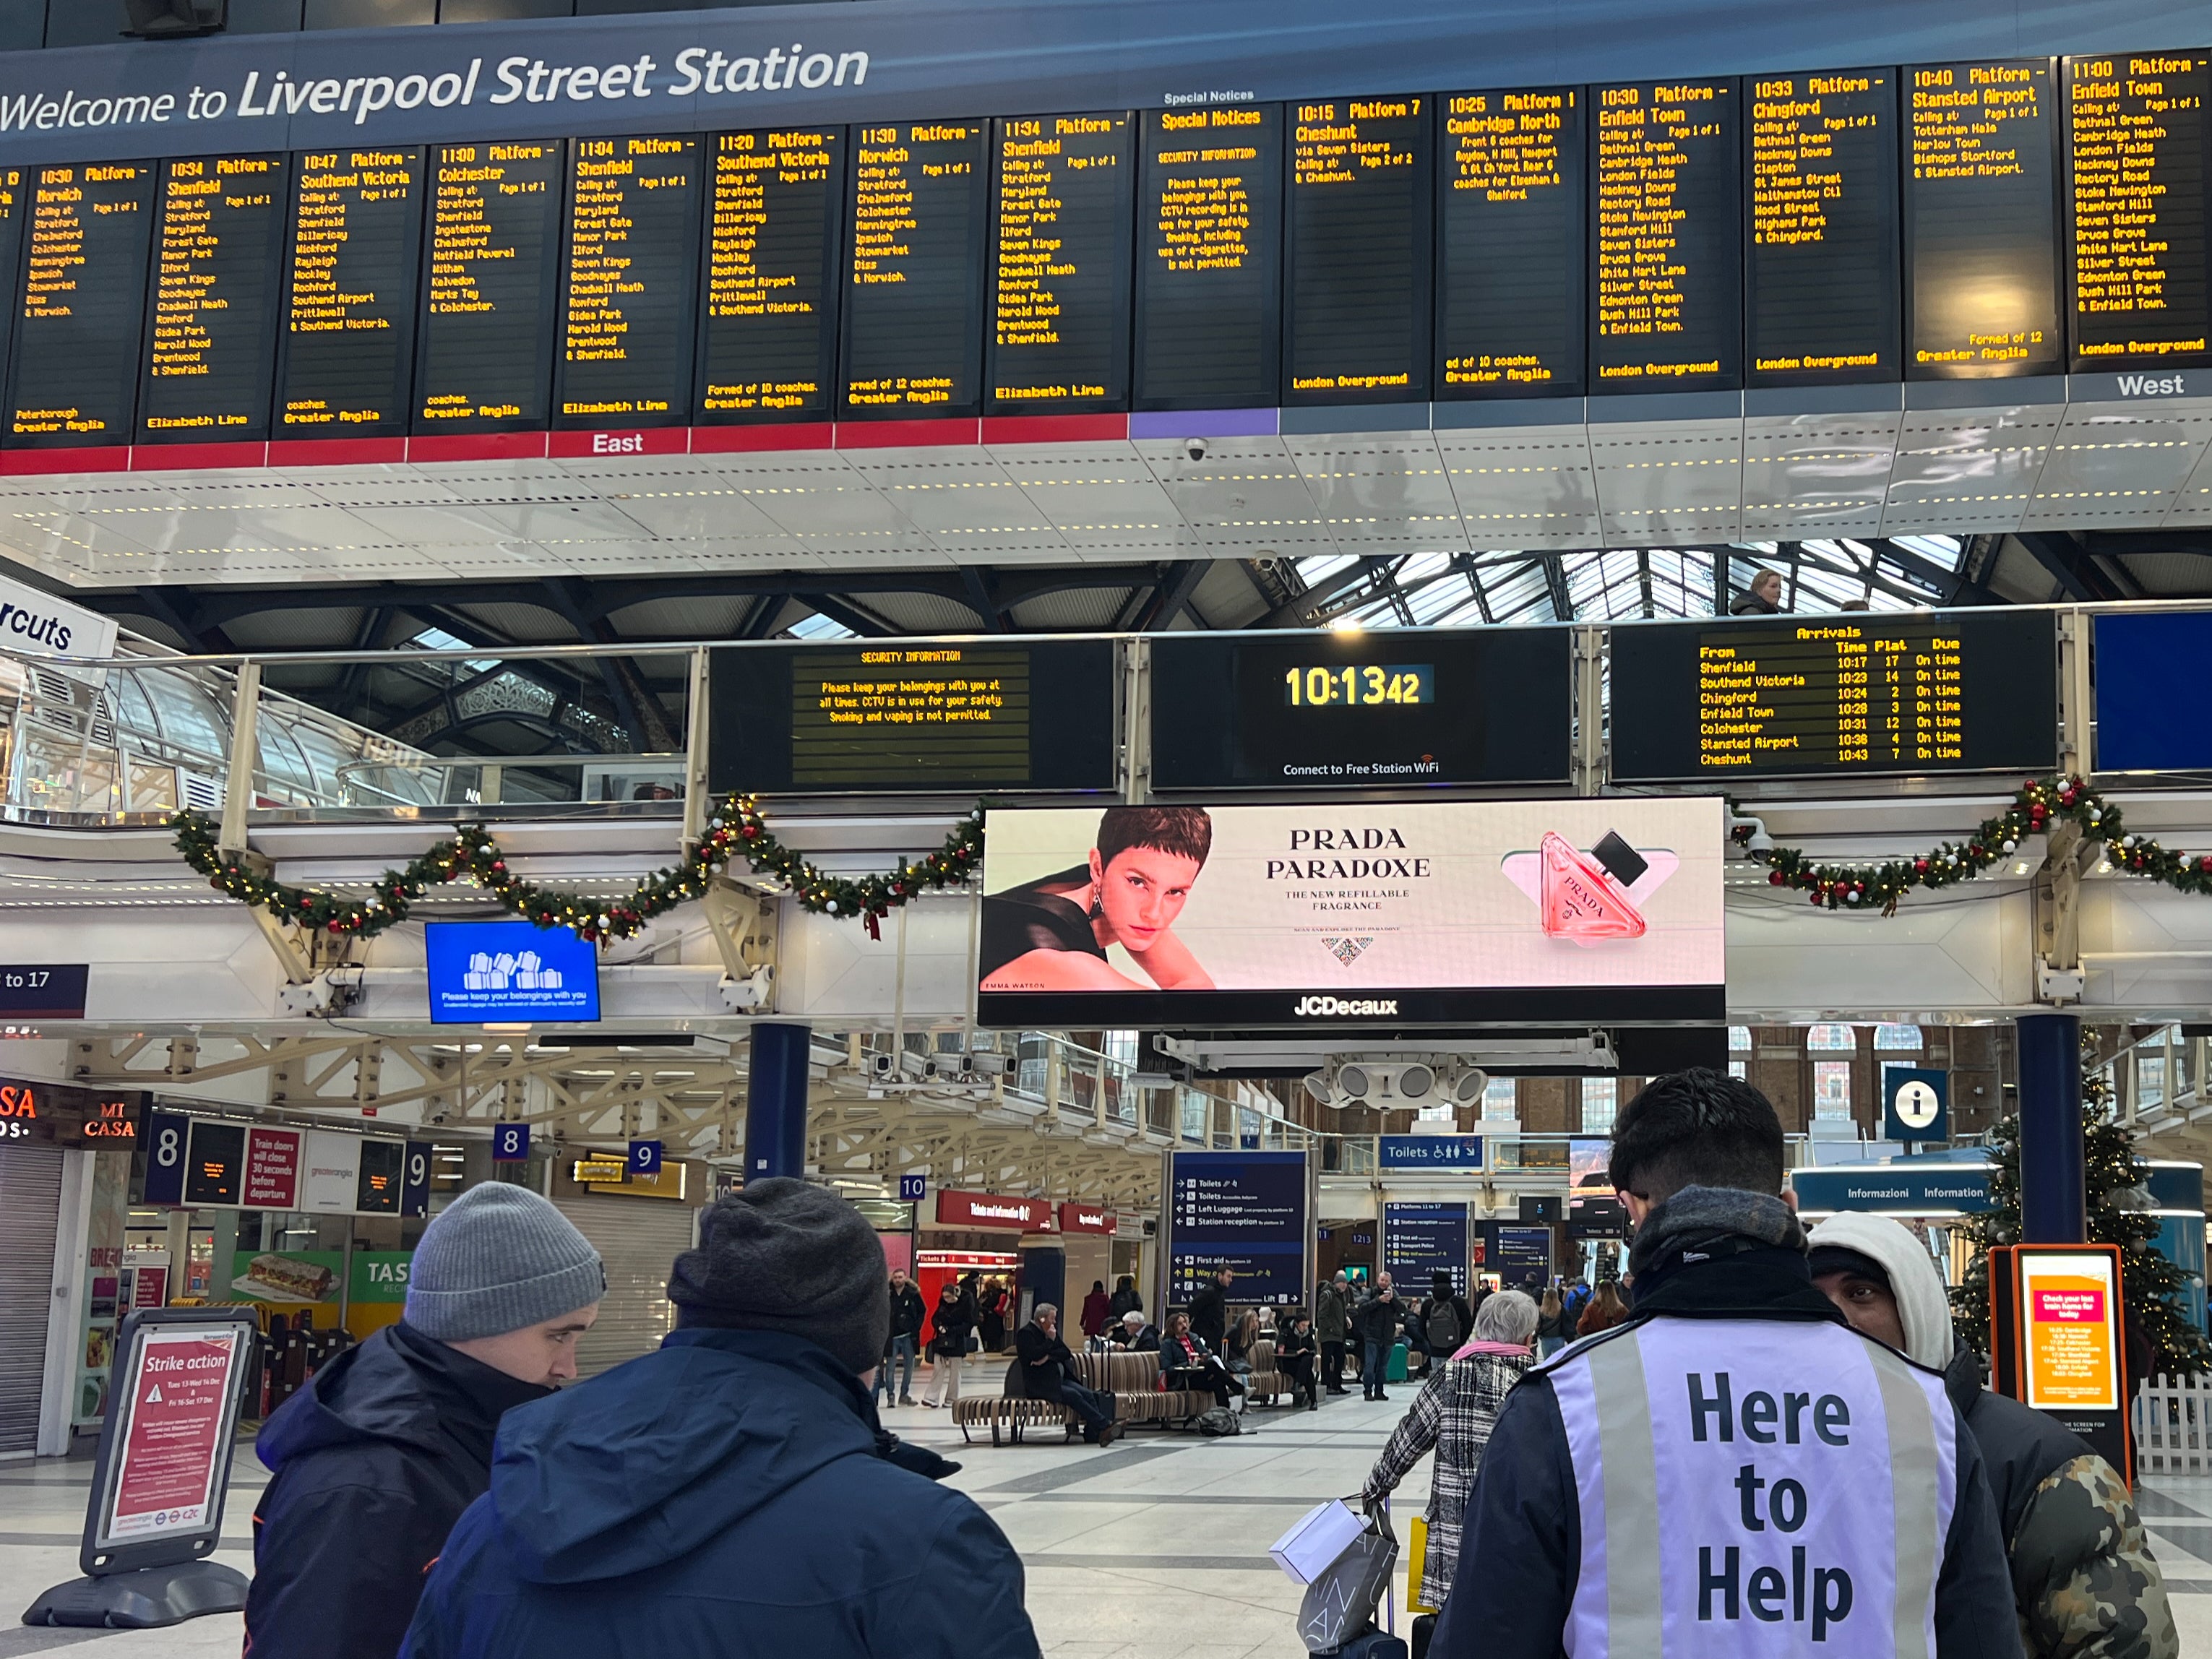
[1416,1272,1471,1371]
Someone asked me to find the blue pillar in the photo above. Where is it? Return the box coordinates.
[2017,1012,2086,1243]
[744,1023,812,1182]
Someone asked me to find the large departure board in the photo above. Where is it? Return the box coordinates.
[1284,97,1432,405]
[0,171,29,402]
[1609,610,2059,780]
[988,113,1135,413]
[1150,629,1570,789]
[842,121,988,419]
[2067,53,2212,369]
[275,147,424,441]
[697,128,843,425]
[416,139,564,433]
[1437,87,1585,398]
[139,153,289,445]
[1905,59,2063,379]
[707,639,1116,794]
[1747,72,1901,385]
[1592,79,1742,391]
[1135,105,1283,410]
[555,134,701,428]
[7,162,156,448]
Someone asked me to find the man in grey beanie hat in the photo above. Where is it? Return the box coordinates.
[246,1182,602,1659]
[405,1176,1041,1659]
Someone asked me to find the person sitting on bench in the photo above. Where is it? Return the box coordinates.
[1159,1311,1244,1410]
[1013,1303,1118,1446]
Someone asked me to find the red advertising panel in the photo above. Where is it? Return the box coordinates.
[242,1126,301,1210]
[1059,1202,1116,1234]
[936,1189,1053,1231]
[100,1326,244,1546]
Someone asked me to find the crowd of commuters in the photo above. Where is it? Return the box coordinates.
[240,1068,2181,1659]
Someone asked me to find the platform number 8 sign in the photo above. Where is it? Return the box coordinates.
[494,1124,531,1163]
[142,1108,194,1205]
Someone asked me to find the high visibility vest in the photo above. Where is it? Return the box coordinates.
[1547,1317,1956,1658]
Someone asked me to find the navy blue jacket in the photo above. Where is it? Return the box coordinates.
[400,1327,1039,1659]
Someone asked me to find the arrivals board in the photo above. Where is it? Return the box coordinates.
[987,112,1135,414]
[139,153,290,446]
[1905,59,2064,379]
[1283,95,1432,405]
[8,161,156,448]
[555,134,702,428]
[1148,629,1572,789]
[1591,78,1742,391]
[697,127,843,424]
[275,147,424,441]
[841,121,988,419]
[1746,71,1901,385]
[2066,53,2212,370]
[1135,105,1283,410]
[1437,86,1586,398]
[415,139,564,433]
[705,639,1117,794]
[1609,609,2060,780]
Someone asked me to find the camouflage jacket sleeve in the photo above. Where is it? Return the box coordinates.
[2010,1454,2179,1659]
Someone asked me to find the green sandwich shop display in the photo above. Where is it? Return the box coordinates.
[227,1250,413,1338]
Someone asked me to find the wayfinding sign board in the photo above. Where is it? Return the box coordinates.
[1166,1150,1311,1308]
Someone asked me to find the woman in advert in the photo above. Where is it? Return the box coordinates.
[978,806,1217,992]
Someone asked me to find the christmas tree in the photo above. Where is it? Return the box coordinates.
[1951,1032,2211,1378]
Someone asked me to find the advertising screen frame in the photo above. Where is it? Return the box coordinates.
[424,920,603,1025]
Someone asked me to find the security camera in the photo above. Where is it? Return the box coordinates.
[1185,437,1208,463]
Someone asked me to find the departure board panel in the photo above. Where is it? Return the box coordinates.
[707,639,1117,794]
[7,162,156,449]
[1746,72,1901,385]
[1284,96,1432,405]
[1437,87,1585,398]
[988,112,1135,413]
[1592,79,1742,391]
[2067,53,2212,369]
[1905,59,2063,379]
[555,134,702,428]
[416,139,564,433]
[841,121,988,419]
[276,147,424,440]
[139,153,289,445]
[1609,609,2058,780]
[697,128,842,425]
[1135,105,1283,410]
[0,171,28,402]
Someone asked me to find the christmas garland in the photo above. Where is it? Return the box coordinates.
[1742,773,2212,913]
[168,794,983,945]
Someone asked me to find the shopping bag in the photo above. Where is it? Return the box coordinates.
[1270,1498,1367,1583]
[1297,1522,1398,1652]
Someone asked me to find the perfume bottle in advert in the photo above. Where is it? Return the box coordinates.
[1536,830,1648,941]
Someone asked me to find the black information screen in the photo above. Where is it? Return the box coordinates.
[1747,72,1901,385]
[416,139,564,433]
[183,1120,244,1207]
[139,152,290,445]
[356,1139,403,1215]
[1593,78,1741,391]
[1905,59,2063,379]
[0,171,28,399]
[707,639,1116,793]
[697,127,843,424]
[1609,609,2059,780]
[1284,96,1432,404]
[1438,87,1585,398]
[556,134,702,428]
[8,162,156,448]
[988,112,1135,413]
[1135,105,1283,410]
[1149,629,1571,788]
[842,121,988,419]
[2067,53,2212,369]
[276,147,424,440]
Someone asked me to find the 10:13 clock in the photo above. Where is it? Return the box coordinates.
[1283,663,1434,707]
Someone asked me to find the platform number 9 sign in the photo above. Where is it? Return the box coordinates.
[494,1124,530,1163]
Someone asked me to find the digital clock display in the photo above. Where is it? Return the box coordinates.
[1284,663,1434,707]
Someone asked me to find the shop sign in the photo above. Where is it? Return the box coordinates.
[350,1252,413,1306]
[936,1189,1053,1231]
[0,1076,145,1150]
[1058,1202,1115,1234]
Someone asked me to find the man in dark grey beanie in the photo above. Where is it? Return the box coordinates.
[405,1177,1041,1659]
[247,1181,603,1659]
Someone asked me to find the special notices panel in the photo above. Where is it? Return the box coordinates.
[697,127,843,425]
[555,134,702,428]
[7,161,156,449]
[1591,78,1742,392]
[139,152,291,446]
[416,139,565,434]
[986,112,1135,414]
[840,121,989,420]
[275,147,425,441]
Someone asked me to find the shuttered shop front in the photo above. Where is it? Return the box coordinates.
[0,1146,64,1454]
[552,1196,695,1379]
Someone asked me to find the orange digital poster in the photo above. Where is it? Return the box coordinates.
[2020,1252,2121,1413]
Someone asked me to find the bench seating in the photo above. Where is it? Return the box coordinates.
[949,1340,1292,1443]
